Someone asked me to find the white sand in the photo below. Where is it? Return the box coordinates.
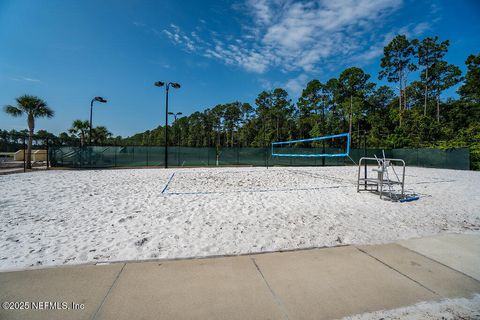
[0,166,479,271]
[341,294,480,319]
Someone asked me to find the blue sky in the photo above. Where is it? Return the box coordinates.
[1,0,479,137]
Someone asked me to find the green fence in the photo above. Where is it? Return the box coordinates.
[49,146,470,170]
[389,148,470,170]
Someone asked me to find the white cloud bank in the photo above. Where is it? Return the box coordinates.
[157,0,437,97]
[8,76,41,83]
[161,0,408,73]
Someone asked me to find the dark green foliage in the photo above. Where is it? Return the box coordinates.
[458,54,480,104]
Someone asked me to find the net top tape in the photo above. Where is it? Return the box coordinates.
[271,132,350,145]
[272,133,350,157]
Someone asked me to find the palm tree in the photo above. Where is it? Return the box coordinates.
[4,95,54,169]
[58,132,74,145]
[69,120,90,146]
[91,126,112,145]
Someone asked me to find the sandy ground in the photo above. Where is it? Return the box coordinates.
[342,294,480,320]
[0,166,479,271]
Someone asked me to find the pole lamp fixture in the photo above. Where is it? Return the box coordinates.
[168,111,183,121]
[89,96,107,145]
[154,81,181,168]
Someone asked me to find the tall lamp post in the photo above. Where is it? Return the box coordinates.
[90,96,107,145]
[322,96,326,167]
[168,111,183,146]
[168,112,182,166]
[154,81,181,168]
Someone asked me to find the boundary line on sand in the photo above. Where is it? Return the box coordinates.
[161,172,176,194]
[165,184,351,196]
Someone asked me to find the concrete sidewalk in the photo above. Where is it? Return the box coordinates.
[1,233,479,320]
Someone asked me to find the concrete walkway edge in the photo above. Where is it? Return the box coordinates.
[1,233,479,320]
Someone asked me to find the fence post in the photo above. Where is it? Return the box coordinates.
[177,146,180,166]
[23,136,26,173]
[46,138,49,170]
[265,147,268,168]
[364,130,367,190]
[322,138,325,167]
[444,149,447,169]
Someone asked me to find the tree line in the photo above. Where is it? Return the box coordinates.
[125,35,478,147]
[121,35,479,168]
[0,125,114,150]
[2,34,480,169]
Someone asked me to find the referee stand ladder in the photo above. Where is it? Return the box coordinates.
[357,151,409,201]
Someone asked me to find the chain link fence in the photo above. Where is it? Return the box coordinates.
[49,146,470,170]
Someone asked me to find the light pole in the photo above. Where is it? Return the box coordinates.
[322,96,326,166]
[89,96,107,145]
[154,81,181,168]
[168,111,183,146]
[168,112,182,166]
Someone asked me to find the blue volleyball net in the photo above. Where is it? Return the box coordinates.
[271,133,351,158]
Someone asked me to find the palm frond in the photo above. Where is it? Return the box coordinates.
[11,95,54,118]
[71,119,90,130]
[3,105,23,117]
[34,104,55,118]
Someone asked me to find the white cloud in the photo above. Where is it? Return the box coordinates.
[351,21,433,65]
[132,21,146,27]
[151,1,445,101]
[246,0,273,26]
[9,76,41,83]
[258,78,274,90]
[412,22,431,36]
[252,0,403,72]
[161,0,437,81]
[352,45,385,64]
[285,73,309,97]
[161,0,407,74]
[22,77,40,82]
[162,26,198,52]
